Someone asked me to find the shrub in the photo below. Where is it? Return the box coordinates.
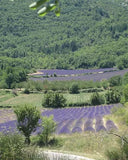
[105,89,121,104]
[123,72,128,85]
[106,150,120,160]
[24,88,30,94]
[42,91,67,108]
[0,133,25,160]
[81,88,103,93]
[123,84,128,102]
[0,133,48,160]
[109,75,122,87]
[35,82,43,91]
[14,104,40,144]
[69,83,79,94]
[39,116,56,146]
[90,92,105,105]
[106,136,128,160]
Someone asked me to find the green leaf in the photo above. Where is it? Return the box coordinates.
[55,8,60,17]
[37,7,47,16]
[29,0,49,10]
[47,4,57,12]
[38,4,57,16]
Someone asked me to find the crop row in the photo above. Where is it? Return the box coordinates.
[31,68,128,82]
[0,104,121,134]
[38,68,117,76]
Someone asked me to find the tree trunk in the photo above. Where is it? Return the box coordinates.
[25,136,30,145]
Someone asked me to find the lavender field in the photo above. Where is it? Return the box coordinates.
[37,68,117,76]
[30,68,128,82]
[0,104,121,134]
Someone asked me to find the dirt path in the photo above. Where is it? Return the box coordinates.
[38,150,95,160]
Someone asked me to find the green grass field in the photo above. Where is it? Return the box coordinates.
[0,90,106,108]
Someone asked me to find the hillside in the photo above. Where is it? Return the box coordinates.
[0,0,128,70]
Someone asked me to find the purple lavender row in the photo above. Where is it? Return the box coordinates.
[30,69,128,82]
[0,120,17,133]
[0,105,119,134]
[106,120,117,131]
[57,119,74,134]
[72,119,83,133]
[37,68,117,76]
[84,118,95,132]
[41,105,118,123]
[95,117,106,132]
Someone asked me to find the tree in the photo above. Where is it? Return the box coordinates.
[69,83,80,94]
[123,84,128,102]
[123,72,128,85]
[90,92,105,105]
[39,116,56,146]
[109,75,122,87]
[42,91,66,108]
[5,73,14,89]
[14,104,40,144]
[105,89,121,104]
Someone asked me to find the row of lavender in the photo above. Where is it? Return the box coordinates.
[31,68,128,82]
[37,68,117,76]
[0,104,120,134]
[41,105,119,134]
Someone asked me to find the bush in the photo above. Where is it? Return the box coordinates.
[123,84,128,102]
[106,136,128,160]
[105,89,121,104]
[68,101,91,107]
[0,133,25,160]
[42,91,67,108]
[35,82,43,91]
[81,88,103,93]
[90,92,105,105]
[39,116,56,146]
[123,72,128,85]
[69,83,79,94]
[0,133,48,160]
[106,150,120,160]
[24,88,30,94]
[109,75,122,87]
[14,104,40,144]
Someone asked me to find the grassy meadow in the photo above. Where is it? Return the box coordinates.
[0,90,106,108]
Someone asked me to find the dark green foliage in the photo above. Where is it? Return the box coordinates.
[24,88,30,94]
[69,83,80,94]
[101,80,109,90]
[123,84,128,102]
[109,75,122,87]
[14,104,40,144]
[0,133,25,160]
[68,101,91,107]
[106,136,128,160]
[123,72,128,85]
[105,89,121,104]
[1,67,27,89]
[106,150,121,160]
[90,92,105,105]
[0,133,48,160]
[39,116,56,146]
[42,91,66,108]
[1,0,128,72]
[81,88,104,93]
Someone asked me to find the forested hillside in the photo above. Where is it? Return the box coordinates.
[0,0,128,70]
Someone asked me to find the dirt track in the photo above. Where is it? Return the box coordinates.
[38,150,95,160]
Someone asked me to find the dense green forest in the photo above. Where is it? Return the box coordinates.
[0,0,128,71]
